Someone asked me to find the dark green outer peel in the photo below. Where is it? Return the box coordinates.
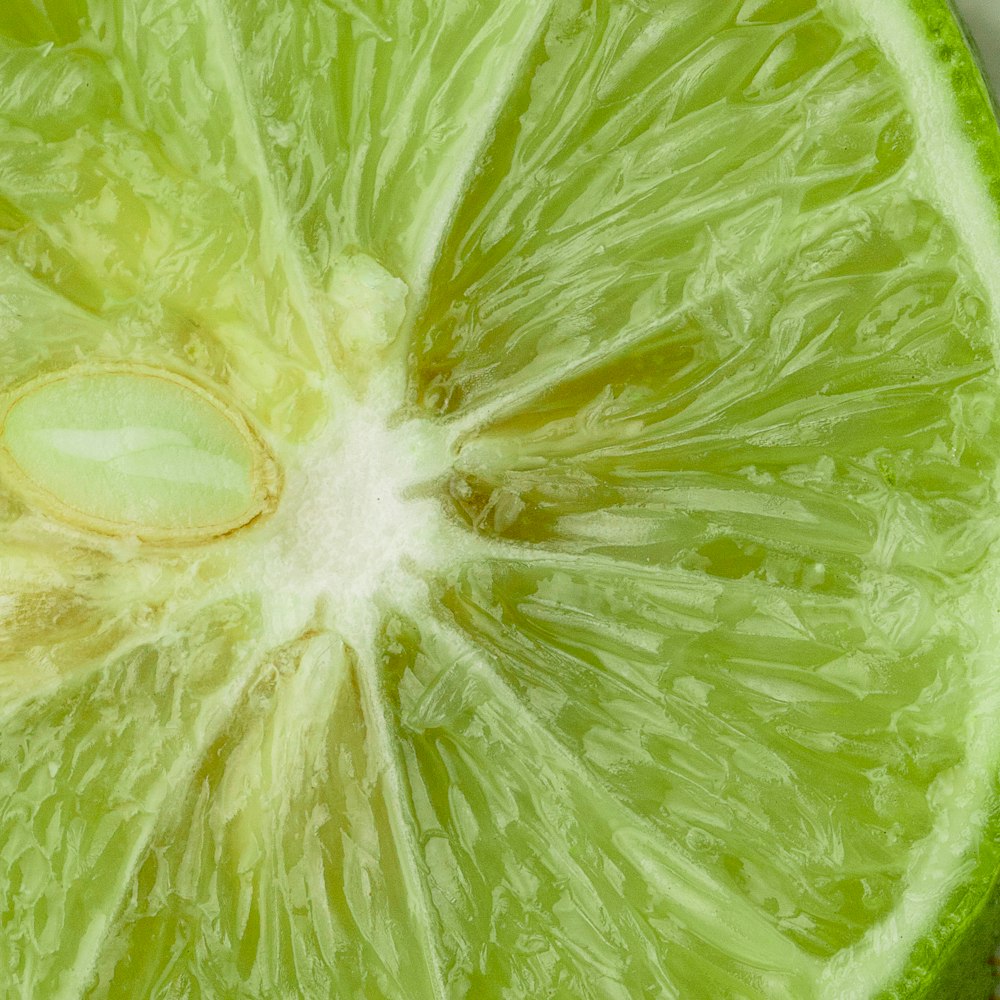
[931,0,1000,199]
[879,795,1000,999]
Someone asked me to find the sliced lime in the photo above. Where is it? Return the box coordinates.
[1,1,1000,998]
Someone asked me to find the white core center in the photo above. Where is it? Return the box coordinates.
[258,388,455,648]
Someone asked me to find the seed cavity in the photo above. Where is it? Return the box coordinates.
[0,364,281,543]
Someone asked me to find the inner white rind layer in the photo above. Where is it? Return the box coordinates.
[819,0,1000,995]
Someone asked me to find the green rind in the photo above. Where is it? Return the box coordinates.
[875,796,1000,999]
[880,2,1000,997]
[947,0,1000,113]
[903,867,1000,1000]
[872,782,1000,999]
[915,0,1000,205]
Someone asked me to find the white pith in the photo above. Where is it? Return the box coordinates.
[252,372,459,652]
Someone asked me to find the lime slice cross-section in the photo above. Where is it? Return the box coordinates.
[2,1,1000,999]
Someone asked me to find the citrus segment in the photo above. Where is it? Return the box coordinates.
[213,0,557,302]
[409,0,916,424]
[0,9,324,434]
[379,610,817,998]
[0,1,87,46]
[0,599,261,999]
[433,553,967,955]
[86,633,448,1000]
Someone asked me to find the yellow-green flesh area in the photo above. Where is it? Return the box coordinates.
[0,1,999,999]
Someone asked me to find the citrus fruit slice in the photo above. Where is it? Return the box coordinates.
[2,0,1000,998]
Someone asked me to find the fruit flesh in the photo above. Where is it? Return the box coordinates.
[1,1,1000,999]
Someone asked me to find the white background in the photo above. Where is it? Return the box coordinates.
[953,0,1000,96]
